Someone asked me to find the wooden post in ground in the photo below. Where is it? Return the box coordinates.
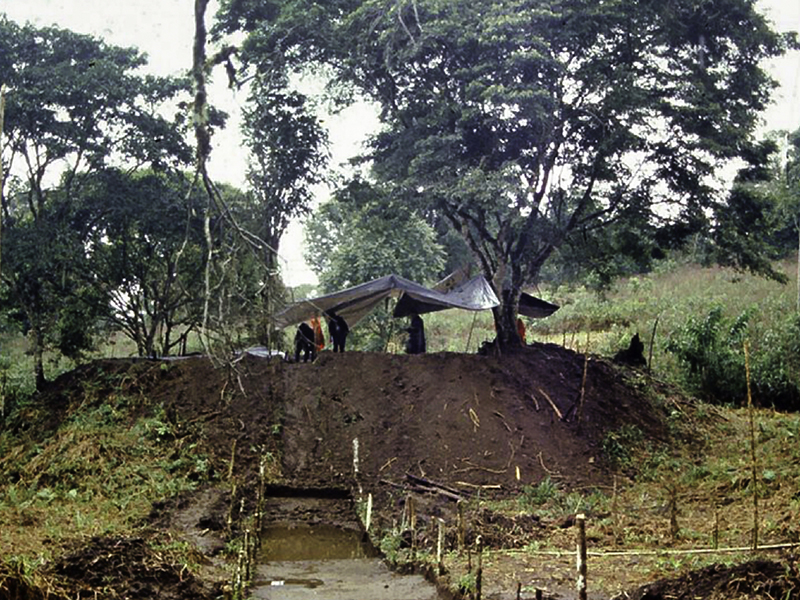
[437,518,445,575]
[475,535,483,600]
[408,495,417,559]
[576,513,587,600]
[458,500,465,555]
[669,485,679,543]
[612,475,620,545]
[228,440,236,480]
[647,315,660,375]
[577,331,590,426]
[744,340,759,550]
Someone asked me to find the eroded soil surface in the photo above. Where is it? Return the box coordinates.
[12,343,797,599]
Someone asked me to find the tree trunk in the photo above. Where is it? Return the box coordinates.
[491,288,522,351]
[31,327,46,391]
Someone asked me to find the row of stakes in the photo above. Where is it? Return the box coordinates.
[361,488,590,600]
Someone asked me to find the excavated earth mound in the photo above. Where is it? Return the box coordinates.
[59,342,668,495]
[20,342,681,598]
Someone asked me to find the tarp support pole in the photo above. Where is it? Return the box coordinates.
[465,311,478,353]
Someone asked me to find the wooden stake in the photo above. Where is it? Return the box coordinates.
[476,535,483,600]
[437,518,445,575]
[366,493,373,531]
[669,485,679,543]
[744,340,759,550]
[647,315,660,375]
[612,475,620,545]
[409,495,417,559]
[538,387,563,420]
[577,331,590,425]
[458,500,465,555]
[226,482,237,534]
[576,513,587,600]
[228,439,237,481]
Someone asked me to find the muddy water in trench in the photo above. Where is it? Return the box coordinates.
[250,498,443,600]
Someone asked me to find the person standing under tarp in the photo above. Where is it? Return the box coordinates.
[406,314,426,354]
[311,316,325,352]
[327,311,349,352]
[517,317,527,346]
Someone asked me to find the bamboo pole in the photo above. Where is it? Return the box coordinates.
[744,340,759,550]
[521,541,800,558]
[576,513,587,600]
[465,311,478,353]
[0,84,6,280]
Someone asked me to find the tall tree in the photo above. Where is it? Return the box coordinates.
[83,169,209,357]
[304,177,445,291]
[217,0,794,349]
[242,74,329,339]
[0,17,191,386]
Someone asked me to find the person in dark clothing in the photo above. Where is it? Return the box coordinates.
[294,322,316,362]
[405,314,426,354]
[613,333,647,367]
[327,311,349,352]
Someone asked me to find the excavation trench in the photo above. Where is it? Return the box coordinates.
[249,493,445,600]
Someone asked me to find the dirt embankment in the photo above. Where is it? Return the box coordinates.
[15,343,796,599]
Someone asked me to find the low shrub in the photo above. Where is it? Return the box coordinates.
[666,306,800,410]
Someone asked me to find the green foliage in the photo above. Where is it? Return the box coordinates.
[305,179,446,291]
[0,388,212,558]
[602,425,644,470]
[218,0,793,348]
[519,477,559,509]
[666,306,750,404]
[666,306,800,409]
[243,74,329,273]
[0,16,191,381]
[304,179,446,350]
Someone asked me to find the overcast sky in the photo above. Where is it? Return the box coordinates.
[2,0,798,285]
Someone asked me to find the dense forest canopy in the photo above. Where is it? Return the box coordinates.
[0,0,797,382]
[214,0,797,347]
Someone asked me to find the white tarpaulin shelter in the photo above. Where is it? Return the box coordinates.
[274,273,501,329]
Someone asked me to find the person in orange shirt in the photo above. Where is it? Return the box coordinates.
[517,317,527,346]
[311,316,325,352]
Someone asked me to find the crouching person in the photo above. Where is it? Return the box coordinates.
[294,322,316,362]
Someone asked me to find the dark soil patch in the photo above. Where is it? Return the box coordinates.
[51,536,218,599]
[630,557,800,599]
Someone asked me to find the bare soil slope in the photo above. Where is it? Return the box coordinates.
[88,342,666,495]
